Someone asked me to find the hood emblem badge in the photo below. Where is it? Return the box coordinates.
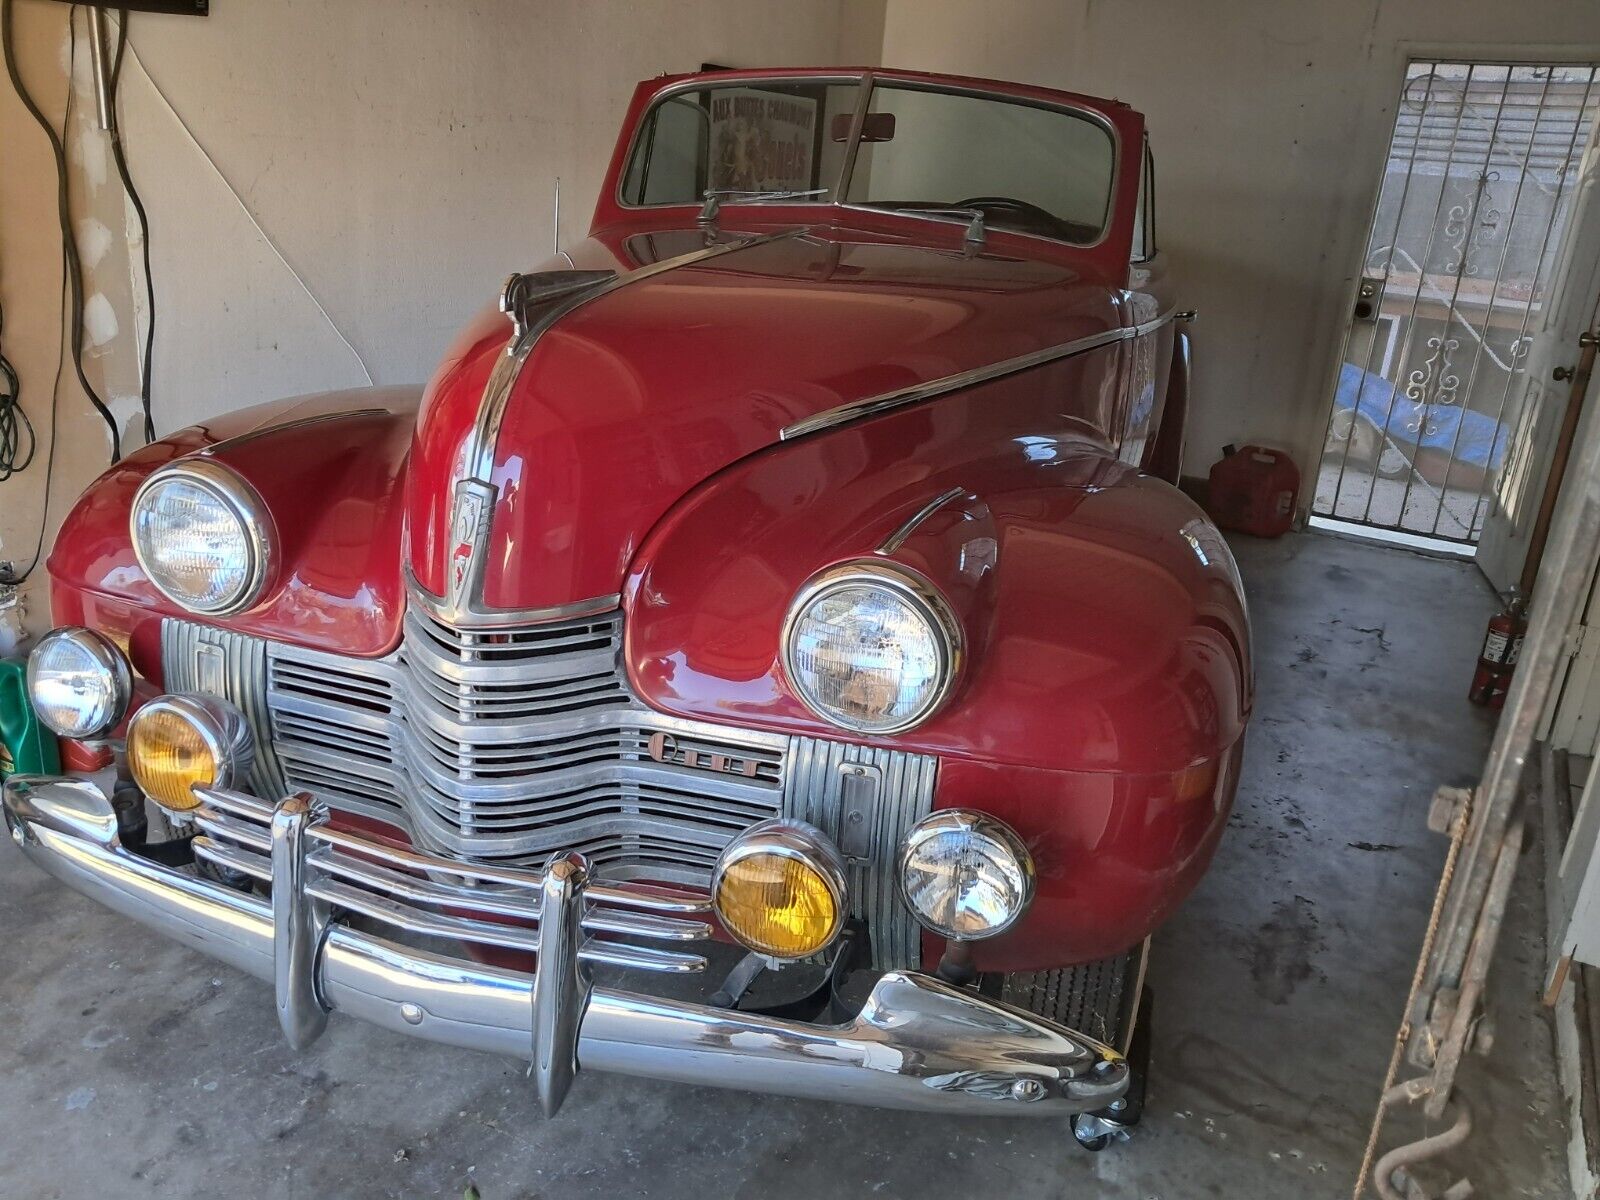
[446,478,497,611]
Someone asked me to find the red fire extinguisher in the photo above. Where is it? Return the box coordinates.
[1468,592,1528,709]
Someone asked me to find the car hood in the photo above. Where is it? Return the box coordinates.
[404,222,1126,613]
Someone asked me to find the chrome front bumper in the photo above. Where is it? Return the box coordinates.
[2,775,1128,1118]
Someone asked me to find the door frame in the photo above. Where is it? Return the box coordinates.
[1296,39,1600,533]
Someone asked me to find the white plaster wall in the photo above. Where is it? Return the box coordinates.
[878,0,1600,485]
[0,0,884,636]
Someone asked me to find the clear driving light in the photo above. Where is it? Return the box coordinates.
[782,563,961,734]
[131,461,271,615]
[26,627,132,738]
[899,810,1035,940]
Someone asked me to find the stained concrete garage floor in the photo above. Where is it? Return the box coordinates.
[0,531,1572,1199]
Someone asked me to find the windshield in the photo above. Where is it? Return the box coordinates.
[621,81,862,205]
[621,77,1117,246]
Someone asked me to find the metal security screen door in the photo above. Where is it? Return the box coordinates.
[1313,61,1600,546]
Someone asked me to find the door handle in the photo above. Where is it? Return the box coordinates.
[1554,366,1575,382]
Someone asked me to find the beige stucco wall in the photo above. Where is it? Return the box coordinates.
[9,0,1600,648]
[0,0,883,639]
[879,0,1600,489]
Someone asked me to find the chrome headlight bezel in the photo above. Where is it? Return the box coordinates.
[130,460,274,616]
[780,561,963,735]
[898,809,1036,941]
[126,693,256,811]
[25,627,133,738]
[711,818,849,960]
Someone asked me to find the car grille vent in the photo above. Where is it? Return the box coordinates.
[162,606,935,968]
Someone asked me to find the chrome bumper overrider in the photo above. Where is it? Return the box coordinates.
[2,775,1127,1118]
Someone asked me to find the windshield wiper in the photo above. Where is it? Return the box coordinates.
[867,204,987,250]
[698,188,828,225]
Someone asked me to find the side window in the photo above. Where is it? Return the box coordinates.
[1132,139,1157,261]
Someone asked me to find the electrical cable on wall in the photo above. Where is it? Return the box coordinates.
[3,14,76,588]
[0,299,34,481]
[2,0,122,462]
[109,7,156,445]
[9,259,70,587]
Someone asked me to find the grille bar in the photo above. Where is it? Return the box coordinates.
[165,611,939,969]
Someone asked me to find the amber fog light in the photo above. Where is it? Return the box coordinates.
[899,810,1035,940]
[127,695,254,813]
[712,819,847,959]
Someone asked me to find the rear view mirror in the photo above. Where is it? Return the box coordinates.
[830,112,897,143]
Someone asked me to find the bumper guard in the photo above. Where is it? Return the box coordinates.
[2,775,1127,1118]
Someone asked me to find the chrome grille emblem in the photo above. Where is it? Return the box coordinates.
[446,479,495,609]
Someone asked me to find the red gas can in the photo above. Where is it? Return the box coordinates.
[1207,444,1299,538]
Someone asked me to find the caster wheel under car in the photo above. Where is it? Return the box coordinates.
[1072,1111,1128,1152]
[990,942,1153,1152]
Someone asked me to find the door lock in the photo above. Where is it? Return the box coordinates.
[1580,331,1599,349]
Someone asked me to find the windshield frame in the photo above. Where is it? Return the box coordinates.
[613,70,1123,252]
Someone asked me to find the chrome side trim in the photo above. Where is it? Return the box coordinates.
[4,774,1128,1118]
[780,305,1181,442]
[196,408,390,457]
[877,486,968,556]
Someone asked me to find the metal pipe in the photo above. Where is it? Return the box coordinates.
[86,7,113,133]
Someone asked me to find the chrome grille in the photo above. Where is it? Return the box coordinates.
[162,607,936,968]
[265,616,787,887]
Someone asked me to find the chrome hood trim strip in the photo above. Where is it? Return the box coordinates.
[780,305,1180,442]
[464,228,808,484]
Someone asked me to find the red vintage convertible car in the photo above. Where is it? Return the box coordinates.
[5,67,1249,1150]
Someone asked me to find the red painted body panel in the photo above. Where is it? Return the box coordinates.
[404,226,1127,611]
[43,68,1250,971]
[48,388,420,656]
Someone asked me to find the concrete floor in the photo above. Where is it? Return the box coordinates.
[0,531,1571,1198]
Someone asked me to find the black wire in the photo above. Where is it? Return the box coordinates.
[1,0,121,462]
[109,8,155,444]
[11,254,70,586]
[0,296,35,480]
[5,16,76,586]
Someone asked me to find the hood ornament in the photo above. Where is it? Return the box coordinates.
[500,269,616,351]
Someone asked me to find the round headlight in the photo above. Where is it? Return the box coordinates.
[127,694,254,812]
[131,461,271,615]
[782,563,961,734]
[899,810,1035,940]
[712,819,847,959]
[26,628,133,738]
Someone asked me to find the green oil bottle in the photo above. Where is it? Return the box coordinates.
[0,657,58,779]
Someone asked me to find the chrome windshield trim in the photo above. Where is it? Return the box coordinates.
[616,71,1123,255]
[877,486,968,556]
[780,305,1179,442]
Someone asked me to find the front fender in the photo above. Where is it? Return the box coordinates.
[46,387,420,670]
[623,365,1251,778]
